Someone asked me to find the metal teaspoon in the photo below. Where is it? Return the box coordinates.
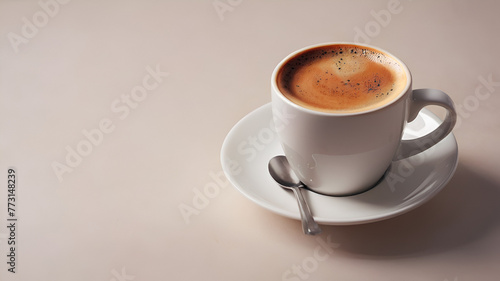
[268,156,322,235]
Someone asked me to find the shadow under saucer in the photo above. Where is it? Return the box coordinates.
[317,162,500,258]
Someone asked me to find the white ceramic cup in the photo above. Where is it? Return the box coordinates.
[271,42,456,196]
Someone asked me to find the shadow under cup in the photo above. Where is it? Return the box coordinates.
[271,42,420,197]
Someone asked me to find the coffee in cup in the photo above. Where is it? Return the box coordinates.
[276,44,407,113]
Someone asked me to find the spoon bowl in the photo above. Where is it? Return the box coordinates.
[268,156,302,187]
[268,156,322,235]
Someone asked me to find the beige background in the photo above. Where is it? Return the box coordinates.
[1,0,499,280]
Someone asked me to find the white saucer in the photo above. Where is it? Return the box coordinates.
[220,103,458,225]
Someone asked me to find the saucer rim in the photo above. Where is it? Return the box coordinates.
[221,103,459,225]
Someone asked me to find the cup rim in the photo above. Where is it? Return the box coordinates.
[271,42,413,116]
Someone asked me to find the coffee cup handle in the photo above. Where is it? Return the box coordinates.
[395,88,457,160]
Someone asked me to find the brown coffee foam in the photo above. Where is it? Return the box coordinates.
[277,45,407,113]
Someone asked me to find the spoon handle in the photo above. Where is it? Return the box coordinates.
[292,186,322,235]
